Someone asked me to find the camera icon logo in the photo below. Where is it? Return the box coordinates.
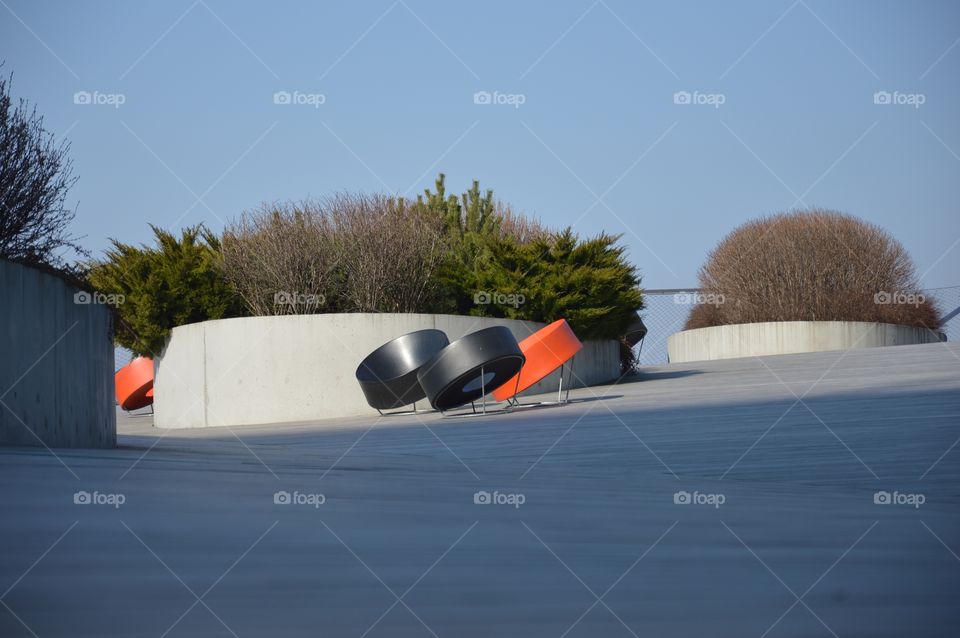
[74,291,92,304]
[74,490,91,504]
[273,91,292,105]
[673,490,691,505]
[873,291,892,304]
[673,91,691,105]
[274,490,291,505]
[73,91,92,105]
[473,91,492,105]
[474,291,492,305]
[873,91,892,105]
[274,291,293,305]
[873,490,891,505]
[474,490,491,505]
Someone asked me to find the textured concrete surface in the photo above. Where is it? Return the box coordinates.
[1,342,958,637]
[0,259,115,448]
[155,313,620,428]
[668,320,944,362]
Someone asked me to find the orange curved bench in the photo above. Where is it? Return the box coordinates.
[115,356,154,411]
[492,319,582,402]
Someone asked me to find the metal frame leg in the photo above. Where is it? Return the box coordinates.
[375,400,438,417]
[480,365,486,415]
[557,362,564,403]
[439,363,523,418]
[506,356,576,409]
[563,356,575,404]
[506,371,521,412]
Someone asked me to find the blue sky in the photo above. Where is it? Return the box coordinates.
[2,0,959,288]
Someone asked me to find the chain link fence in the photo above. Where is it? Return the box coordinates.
[637,286,960,366]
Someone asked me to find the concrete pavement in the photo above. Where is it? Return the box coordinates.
[1,342,959,637]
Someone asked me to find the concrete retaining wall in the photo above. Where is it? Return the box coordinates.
[667,320,944,363]
[0,260,116,448]
[155,313,620,428]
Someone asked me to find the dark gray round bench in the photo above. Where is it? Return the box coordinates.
[417,326,525,412]
[356,329,449,412]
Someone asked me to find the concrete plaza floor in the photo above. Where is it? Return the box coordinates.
[1,342,959,637]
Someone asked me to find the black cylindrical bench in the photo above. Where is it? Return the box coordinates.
[417,326,525,412]
[356,329,450,412]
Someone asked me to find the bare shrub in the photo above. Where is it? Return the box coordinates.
[495,202,550,243]
[221,194,447,315]
[221,201,336,315]
[687,209,941,330]
[328,193,447,312]
[684,301,724,330]
[1,69,84,269]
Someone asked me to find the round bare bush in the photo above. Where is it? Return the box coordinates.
[687,209,941,330]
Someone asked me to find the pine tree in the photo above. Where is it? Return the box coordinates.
[86,225,245,355]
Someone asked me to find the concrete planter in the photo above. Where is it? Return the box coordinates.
[0,260,116,448]
[155,313,620,428]
[667,320,944,363]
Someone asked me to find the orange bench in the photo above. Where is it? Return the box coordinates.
[492,319,582,403]
[115,356,154,411]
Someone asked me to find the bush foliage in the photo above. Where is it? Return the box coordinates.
[475,228,643,341]
[220,202,336,315]
[87,225,245,356]
[221,193,448,314]
[220,174,643,342]
[686,209,940,330]
[413,175,642,341]
[90,175,644,359]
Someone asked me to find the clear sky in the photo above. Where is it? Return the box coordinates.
[2,0,958,288]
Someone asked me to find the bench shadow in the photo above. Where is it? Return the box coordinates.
[506,394,624,411]
[621,369,705,383]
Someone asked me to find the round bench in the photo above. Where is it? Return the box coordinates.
[417,326,525,411]
[355,329,450,411]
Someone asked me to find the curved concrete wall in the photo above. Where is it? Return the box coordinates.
[0,260,116,448]
[667,320,944,363]
[155,313,620,428]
